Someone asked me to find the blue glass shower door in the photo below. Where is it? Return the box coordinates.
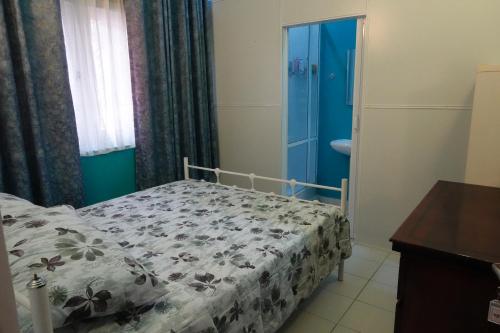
[287,24,319,197]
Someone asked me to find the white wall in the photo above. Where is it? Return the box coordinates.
[213,0,282,192]
[212,0,500,248]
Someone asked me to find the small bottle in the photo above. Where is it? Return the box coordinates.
[27,274,53,333]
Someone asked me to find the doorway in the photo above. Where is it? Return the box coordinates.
[282,17,364,233]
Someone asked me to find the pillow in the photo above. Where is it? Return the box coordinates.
[0,192,36,215]
[1,195,167,330]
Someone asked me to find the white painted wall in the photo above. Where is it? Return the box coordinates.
[212,0,500,248]
[213,0,282,192]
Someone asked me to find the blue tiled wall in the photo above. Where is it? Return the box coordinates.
[317,19,357,198]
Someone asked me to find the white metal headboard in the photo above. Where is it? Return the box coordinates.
[183,157,348,215]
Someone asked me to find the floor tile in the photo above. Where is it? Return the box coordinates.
[351,244,389,263]
[344,256,381,279]
[383,253,400,268]
[358,281,397,312]
[332,325,360,333]
[321,272,368,299]
[302,290,354,322]
[279,310,335,333]
[339,301,395,333]
[372,263,399,287]
[280,242,399,333]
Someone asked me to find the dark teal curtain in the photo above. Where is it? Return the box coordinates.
[0,0,84,207]
[124,0,219,189]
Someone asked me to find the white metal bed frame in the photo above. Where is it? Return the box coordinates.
[183,157,349,281]
[13,158,349,333]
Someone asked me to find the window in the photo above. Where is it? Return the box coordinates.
[61,0,134,155]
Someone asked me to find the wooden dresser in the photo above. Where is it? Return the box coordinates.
[391,181,500,333]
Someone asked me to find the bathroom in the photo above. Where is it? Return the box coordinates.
[285,18,358,210]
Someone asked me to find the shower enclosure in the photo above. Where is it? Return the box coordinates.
[286,24,319,197]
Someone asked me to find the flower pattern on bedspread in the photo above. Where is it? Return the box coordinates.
[0,194,166,332]
[73,180,351,333]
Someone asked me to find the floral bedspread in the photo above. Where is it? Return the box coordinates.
[72,180,351,333]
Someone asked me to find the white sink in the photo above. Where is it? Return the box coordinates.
[330,139,351,156]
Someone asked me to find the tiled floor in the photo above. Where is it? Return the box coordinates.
[279,243,399,333]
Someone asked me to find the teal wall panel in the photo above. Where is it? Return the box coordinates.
[80,148,136,206]
[317,19,357,198]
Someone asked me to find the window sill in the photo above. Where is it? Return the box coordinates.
[80,145,135,157]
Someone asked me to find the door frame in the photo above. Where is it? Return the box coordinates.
[281,16,366,239]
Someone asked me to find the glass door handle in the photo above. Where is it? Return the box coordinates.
[311,64,318,76]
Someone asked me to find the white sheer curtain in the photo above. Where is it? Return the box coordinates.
[61,0,135,156]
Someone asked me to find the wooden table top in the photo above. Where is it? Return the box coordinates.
[391,181,500,265]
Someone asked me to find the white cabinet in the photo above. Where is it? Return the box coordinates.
[465,65,500,187]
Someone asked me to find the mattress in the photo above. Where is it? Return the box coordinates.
[68,179,351,332]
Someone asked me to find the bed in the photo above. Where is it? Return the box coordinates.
[4,159,351,333]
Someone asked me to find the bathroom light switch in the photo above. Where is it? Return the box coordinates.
[354,115,360,131]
